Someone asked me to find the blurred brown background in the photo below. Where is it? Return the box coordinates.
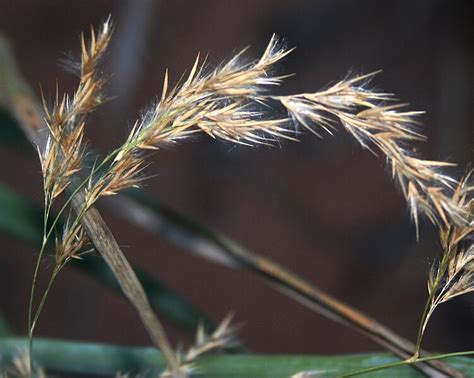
[0,0,472,355]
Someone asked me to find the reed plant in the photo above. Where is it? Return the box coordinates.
[1,16,471,377]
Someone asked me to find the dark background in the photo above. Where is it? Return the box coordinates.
[0,0,472,355]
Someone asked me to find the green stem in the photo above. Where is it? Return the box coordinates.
[28,198,51,374]
[28,257,62,376]
[2,338,473,377]
[339,350,474,377]
[412,247,453,359]
[30,268,60,336]
[412,285,437,359]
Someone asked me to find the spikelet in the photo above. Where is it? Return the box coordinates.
[55,213,91,268]
[38,123,84,200]
[160,313,238,378]
[185,313,238,361]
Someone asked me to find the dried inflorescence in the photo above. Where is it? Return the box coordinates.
[160,313,238,378]
[424,172,473,317]
[77,33,470,240]
[32,15,460,245]
[277,76,468,234]
[404,171,473,357]
[28,22,113,373]
[38,17,111,201]
[37,19,112,265]
[54,213,92,267]
[34,17,472,374]
[84,35,295,206]
[185,312,238,362]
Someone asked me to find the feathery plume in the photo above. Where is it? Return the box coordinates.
[277,74,468,233]
[30,17,472,374]
[84,35,294,205]
[85,42,469,238]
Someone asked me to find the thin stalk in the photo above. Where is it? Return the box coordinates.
[412,278,439,360]
[27,150,119,373]
[339,350,474,377]
[2,337,473,377]
[27,198,51,374]
[30,254,77,339]
[28,268,60,377]
[30,267,60,337]
[28,162,100,325]
[412,245,454,359]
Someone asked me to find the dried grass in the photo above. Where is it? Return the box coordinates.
[29,16,472,375]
